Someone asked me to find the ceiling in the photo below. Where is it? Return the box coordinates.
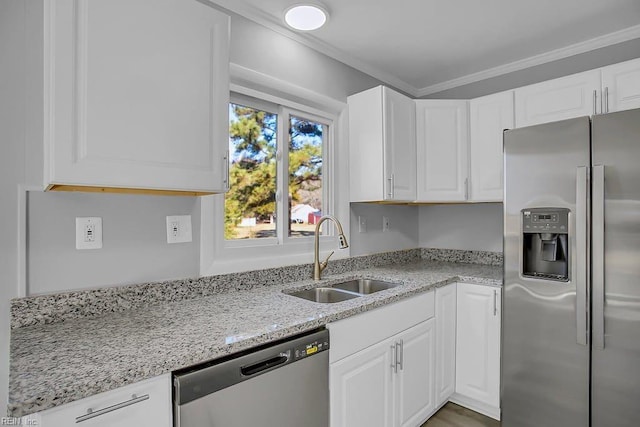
[211,0,640,96]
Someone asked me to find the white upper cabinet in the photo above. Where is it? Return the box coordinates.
[27,0,230,194]
[348,86,417,202]
[601,57,640,113]
[514,69,601,127]
[416,100,469,202]
[469,91,514,202]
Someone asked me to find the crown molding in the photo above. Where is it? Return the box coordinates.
[205,0,419,96]
[416,23,640,96]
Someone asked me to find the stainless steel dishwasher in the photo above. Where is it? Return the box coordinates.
[173,328,329,427]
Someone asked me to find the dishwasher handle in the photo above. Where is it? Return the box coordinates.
[241,352,289,377]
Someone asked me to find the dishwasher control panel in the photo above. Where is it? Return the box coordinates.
[293,336,330,360]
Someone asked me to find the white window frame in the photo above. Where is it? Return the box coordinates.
[200,80,348,275]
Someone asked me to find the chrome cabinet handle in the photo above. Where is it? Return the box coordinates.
[398,339,404,371]
[76,394,149,423]
[593,90,597,115]
[390,344,397,373]
[493,289,498,316]
[223,150,230,191]
[576,166,589,346]
[593,165,605,349]
[387,174,395,199]
[604,87,609,113]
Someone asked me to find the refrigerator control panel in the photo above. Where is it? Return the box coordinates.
[522,208,569,233]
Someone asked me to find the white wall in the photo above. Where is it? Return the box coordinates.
[0,0,26,413]
[350,204,419,256]
[419,204,503,252]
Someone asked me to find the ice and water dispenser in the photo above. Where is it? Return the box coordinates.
[522,208,570,281]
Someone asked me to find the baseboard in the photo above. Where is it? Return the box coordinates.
[449,393,501,420]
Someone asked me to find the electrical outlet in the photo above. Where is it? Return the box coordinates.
[358,216,367,233]
[76,217,103,250]
[382,216,390,232]
[166,215,192,244]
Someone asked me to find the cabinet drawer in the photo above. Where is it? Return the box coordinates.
[328,291,435,363]
[36,375,171,427]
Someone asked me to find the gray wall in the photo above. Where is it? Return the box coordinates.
[230,15,382,101]
[419,204,503,252]
[27,192,201,294]
[349,204,419,256]
[425,38,640,99]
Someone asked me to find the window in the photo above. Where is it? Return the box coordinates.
[224,93,331,243]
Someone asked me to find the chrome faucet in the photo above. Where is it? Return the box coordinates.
[313,215,349,281]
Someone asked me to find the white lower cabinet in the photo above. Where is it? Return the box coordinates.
[23,374,171,427]
[330,336,395,426]
[328,291,436,427]
[395,320,436,427]
[435,283,457,408]
[330,319,435,427]
[452,282,501,420]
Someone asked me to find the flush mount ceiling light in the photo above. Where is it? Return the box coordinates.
[284,4,329,31]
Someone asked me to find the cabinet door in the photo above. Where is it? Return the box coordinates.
[383,87,417,201]
[416,100,469,202]
[394,319,436,427]
[49,0,229,193]
[514,69,601,127]
[435,283,457,407]
[330,338,394,427]
[469,91,514,202]
[38,375,171,427]
[601,58,640,113]
[456,283,501,408]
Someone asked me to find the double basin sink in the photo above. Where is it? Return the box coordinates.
[288,278,402,303]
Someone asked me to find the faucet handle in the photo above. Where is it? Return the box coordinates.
[320,251,335,272]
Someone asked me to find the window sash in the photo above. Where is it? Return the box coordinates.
[224,96,333,247]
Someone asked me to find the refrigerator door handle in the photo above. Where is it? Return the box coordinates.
[576,166,589,346]
[593,164,605,349]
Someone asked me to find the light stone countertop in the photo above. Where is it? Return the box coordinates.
[8,259,501,417]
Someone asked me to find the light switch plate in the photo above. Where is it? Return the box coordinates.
[166,215,192,244]
[76,217,103,250]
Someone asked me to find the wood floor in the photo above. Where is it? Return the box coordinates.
[421,403,501,427]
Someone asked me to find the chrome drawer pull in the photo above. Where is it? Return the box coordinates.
[76,394,149,423]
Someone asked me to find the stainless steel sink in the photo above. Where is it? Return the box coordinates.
[288,287,361,303]
[332,278,401,294]
[286,278,402,303]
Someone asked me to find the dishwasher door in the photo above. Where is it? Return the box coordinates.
[173,329,329,427]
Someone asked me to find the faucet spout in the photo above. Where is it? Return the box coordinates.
[313,215,349,280]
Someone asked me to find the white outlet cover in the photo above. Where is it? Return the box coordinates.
[166,215,192,244]
[358,216,367,233]
[76,217,103,250]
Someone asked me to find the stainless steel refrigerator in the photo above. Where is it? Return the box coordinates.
[502,108,640,427]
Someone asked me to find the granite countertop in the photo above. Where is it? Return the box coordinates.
[8,259,501,417]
